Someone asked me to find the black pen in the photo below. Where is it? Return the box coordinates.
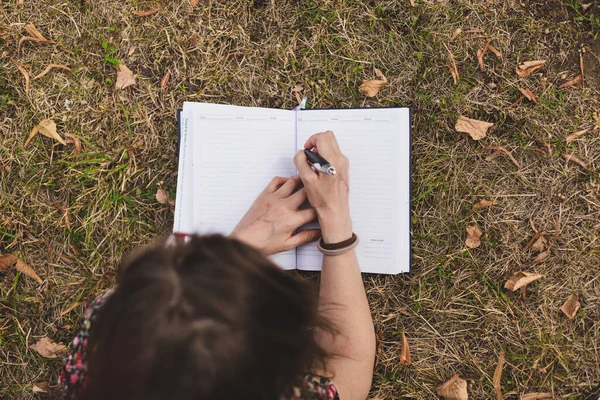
[303,149,337,175]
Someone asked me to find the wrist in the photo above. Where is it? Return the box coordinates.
[317,209,353,244]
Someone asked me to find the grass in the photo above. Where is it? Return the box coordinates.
[1,0,600,398]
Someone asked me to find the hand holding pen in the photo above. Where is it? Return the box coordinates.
[303,149,336,175]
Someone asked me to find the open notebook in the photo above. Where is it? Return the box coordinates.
[174,102,411,274]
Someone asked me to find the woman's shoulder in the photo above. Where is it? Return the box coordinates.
[285,373,339,400]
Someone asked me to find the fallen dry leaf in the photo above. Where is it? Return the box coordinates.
[24,119,66,148]
[566,129,589,144]
[156,188,169,204]
[33,64,71,80]
[0,254,18,272]
[477,46,486,71]
[400,332,410,365]
[486,44,503,60]
[160,70,171,90]
[493,351,505,400]
[436,374,468,400]
[128,46,136,56]
[445,45,459,85]
[450,28,462,41]
[359,69,388,97]
[593,112,600,129]
[409,0,415,6]
[32,382,49,393]
[30,337,66,358]
[374,68,386,81]
[516,60,546,77]
[518,87,537,103]
[12,59,30,93]
[16,259,42,284]
[531,235,547,252]
[504,271,543,292]
[64,133,82,154]
[18,23,55,52]
[559,74,582,89]
[60,301,85,316]
[533,250,551,263]
[474,199,495,209]
[521,394,554,400]
[292,85,304,104]
[563,154,588,170]
[486,146,520,169]
[455,116,494,140]
[115,63,136,90]
[560,294,581,319]
[190,0,200,6]
[465,224,483,249]
[132,8,160,16]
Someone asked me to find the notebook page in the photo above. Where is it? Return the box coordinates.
[174,110,194,234]
[183,102,297,270]
[295,108,411,274]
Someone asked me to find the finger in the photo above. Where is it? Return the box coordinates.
[287,187,307,208]
[263,176,288,193]
[287,229,322,248]
[293,151,317,183]
[275,176,300,198]
[304,131,340,155]
[292,207,318,227]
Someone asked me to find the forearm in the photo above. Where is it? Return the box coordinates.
[316,250,376,398]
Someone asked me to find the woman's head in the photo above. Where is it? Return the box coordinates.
[84,235,326,400]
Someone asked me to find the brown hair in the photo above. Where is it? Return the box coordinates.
[83,235,328,400]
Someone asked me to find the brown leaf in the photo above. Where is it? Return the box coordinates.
[516,60,546,77]
[436,374,468,400]
[445,45,459,85]
[18,24,55,52]
[593,111,600,129]
[531,235,547,252]
[563,154,588,170]
[560,294,581,319]
[25,23,48,40]
[504,271,543,292]
[559,74,582,89]
[190,0,200,6]
[566,129,589,144]
[477,46,486,71]
[30,337,66,358]
[292,85,304,93]
[465,224,483,249]
[64,133,82,154]
[32,382,49,393]
[115,64,136,90]
[474,199,495,209]
[359,79,387,97]
[486,44,503,60]
[24,119,66,148]
[156,188,169,204]
[518,87,537,103]
[399,332,411,365]
[486,146,520,169]
[374,68,387,82]
[455,116,494,140]
[132,8,160,16]
[128,46,136,56]
[409,0,415,6]
[33,64,71,80]
[533,250,550,263]
[12,59,30,93]
[0,254,18,272]
[450,28,462,41]
[16,259,42,284]
[493,351,505,400]
[60,301,86,316]
[160,70,171,90]
[521,394,554,400]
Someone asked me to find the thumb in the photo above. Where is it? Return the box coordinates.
[288,229,321,248]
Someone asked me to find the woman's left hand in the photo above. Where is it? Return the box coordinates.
[230,176,321,255]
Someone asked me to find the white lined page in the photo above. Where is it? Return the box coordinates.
[183,102,297,269]
[295,108,411,274]
[174,110,194,234]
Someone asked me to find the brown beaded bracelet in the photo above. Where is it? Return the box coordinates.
[317,233,359,256]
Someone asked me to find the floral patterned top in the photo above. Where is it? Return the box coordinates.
[61,290,339,400]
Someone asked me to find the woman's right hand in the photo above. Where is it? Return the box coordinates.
[293,131,353,244]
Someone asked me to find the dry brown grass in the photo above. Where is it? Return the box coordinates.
[1,0,600,398]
